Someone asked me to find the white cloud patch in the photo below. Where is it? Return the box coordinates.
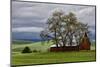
[12,27,44,33]
[76,7,95,26]
[78,7,94,14]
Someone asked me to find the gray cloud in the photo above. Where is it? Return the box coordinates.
[12,1,96,40]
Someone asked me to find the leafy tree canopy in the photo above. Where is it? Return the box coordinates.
[40,10,89,47]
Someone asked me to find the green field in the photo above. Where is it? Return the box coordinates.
[12,41,96,66]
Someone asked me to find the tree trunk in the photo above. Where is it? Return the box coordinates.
[63,39,66,47]
[55,29,58,47]
[69,37,73,46]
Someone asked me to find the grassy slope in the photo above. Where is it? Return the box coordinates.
[12,41,53,52]
[12,41,96,66]
[12,51,96,65]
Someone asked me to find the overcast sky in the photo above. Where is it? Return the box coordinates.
[12,1,96,40]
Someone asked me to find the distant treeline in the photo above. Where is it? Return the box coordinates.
[12,40,34,44]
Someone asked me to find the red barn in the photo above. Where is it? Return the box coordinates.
[79,32,91,50]
[50,32,91,52]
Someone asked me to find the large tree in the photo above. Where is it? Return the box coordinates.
[40,10,88,47]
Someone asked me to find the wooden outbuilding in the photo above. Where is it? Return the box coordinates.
[50,32,91,52]
[79,32,91,50]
